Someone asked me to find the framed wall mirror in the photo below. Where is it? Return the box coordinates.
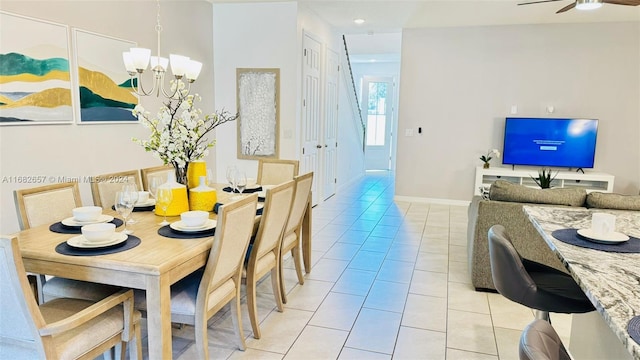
[236,68,279,159]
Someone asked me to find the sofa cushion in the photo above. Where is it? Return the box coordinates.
[586,192,640,211]
[489,180,586,207]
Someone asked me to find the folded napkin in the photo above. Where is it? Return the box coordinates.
[222,186,262,194]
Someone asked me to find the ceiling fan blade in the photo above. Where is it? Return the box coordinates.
[518,0,564,5]
[603,0,640,5]
[556,2,577,12]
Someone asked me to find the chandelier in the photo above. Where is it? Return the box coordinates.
[121,0,202,100]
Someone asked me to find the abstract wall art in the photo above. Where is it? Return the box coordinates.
[73,29,138,124]
[0,11,73,125]
[236,68,280,159]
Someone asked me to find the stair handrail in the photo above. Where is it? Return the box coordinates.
[342,35,366,152]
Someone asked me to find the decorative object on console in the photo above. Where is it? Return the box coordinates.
[132,94,237,187]
[479,148,500,169]
[531,168,558,189]
[121,0,202,100]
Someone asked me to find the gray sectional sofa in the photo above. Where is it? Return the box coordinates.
[467,180,640,291]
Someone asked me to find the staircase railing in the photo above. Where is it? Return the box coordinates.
[342,35,366,152]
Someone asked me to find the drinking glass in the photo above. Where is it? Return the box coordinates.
[155,187,173,226]
[206,169,216,187]
[122,182,139,224]
[235,170,247,195]
[148,175,164,200]
[226,165,237,192]
[114,191,135,234]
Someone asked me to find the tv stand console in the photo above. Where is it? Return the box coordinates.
[474,166,614,196]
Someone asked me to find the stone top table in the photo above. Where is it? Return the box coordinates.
[523,205,640,360]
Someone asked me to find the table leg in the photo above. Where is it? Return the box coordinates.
[145,276,172,360]
[302,196,312,274]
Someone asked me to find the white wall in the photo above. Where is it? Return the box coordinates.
[212,2,299,181]
[396,22,640,201]
[0,1,215,234]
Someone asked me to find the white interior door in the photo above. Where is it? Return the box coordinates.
[323,49,339,200]
[301,32,322,205]
[362,76,394,171]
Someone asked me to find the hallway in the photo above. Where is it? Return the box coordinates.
[144,171,571,359]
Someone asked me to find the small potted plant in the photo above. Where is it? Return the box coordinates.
[480,149,500,169]
[531,168,558,189]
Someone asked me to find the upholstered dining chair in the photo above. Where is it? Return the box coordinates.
[244,180,295,339]
[134,194,258,358]
[256,159,299,186]
[519,319,571,360]
[279,172,313,303]
[90,169,142,208]
[0,236,142,360]
[14,182,120,304]
[140,165,173,191]
[488,225,594,322]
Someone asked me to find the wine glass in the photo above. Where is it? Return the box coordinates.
[148,175,164,200]
[206,169,216,187]
[114,191,135,234]
[122,182,139,224]
[226,165,237,192]
[235,170,247,196]
[155,187,173,226]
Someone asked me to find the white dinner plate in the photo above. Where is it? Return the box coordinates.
[577,228,630,244]
[170,219,217,233]
[61,214,114,227]
[135,199,156,207]
[67,232,127,248]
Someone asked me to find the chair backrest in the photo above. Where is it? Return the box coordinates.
[199,194,258,298]
[140,165,173,191]
[257,159,299,186]
[283,172,313,236]
[487,225,537,303]
[90,170,142,208]
[250,180,295,262]
[519,319,571,360]
[0,236,47,358]
[14,182,82,230]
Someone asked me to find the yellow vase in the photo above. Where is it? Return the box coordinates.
[189,176,217,211]
[155,172,189,216]
[187,161,207,189]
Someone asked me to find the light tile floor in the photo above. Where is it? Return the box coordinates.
[138,171,572,359]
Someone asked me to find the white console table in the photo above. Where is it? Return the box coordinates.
[474,166,614,196]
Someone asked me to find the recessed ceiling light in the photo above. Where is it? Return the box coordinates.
[353,18,365,25]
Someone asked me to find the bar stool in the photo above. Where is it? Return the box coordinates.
[519,319,571,360]
[488,225,594,321]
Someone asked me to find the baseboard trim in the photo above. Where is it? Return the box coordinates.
[393,196,470,206]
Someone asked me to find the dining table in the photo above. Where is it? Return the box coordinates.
[523,205,640,360]
[12,183,312,360]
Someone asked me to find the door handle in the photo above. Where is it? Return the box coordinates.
[324,145,328,147]
[316,145,322,149]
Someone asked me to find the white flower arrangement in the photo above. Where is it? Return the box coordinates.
[132,94,237,170]
[480,148,501,165]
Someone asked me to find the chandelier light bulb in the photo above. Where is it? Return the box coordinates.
[150,56,169,72]
[122,52,136,73]
[129,48,151,71]
[169,54,189,77]
[185,60,203,81]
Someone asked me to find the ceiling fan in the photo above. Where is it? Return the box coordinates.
[518,0,640,14]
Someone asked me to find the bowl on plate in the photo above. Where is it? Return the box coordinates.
[136,191,150,204]
[81,223,115,243]
[72,206,102,222]
[180,210,209,228]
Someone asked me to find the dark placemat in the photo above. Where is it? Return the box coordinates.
[55,235,141,256]
[111,205,155,212]
[49,218,124,234]
[552,229,640,253]
[157,225,215,239]
[222,186,262,194]
[628,316,640,345]
[213,202,263,216]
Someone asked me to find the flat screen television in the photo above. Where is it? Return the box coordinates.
[502,117,598,169]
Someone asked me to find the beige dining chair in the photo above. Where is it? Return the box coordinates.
[0,236,142,360]
[140,164,173,191]
[256,159,299,185]
[134,194,258,358]
[14,182,120,304]
[244,180,295,339]
[90,169,142,208]
[279,172,313,303]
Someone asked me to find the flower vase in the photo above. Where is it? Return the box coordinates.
[483,162,490,169]
[174,164,188,187]
[187,160,207,190]
[155,172,189,217]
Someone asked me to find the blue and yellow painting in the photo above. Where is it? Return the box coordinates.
[0,11,73,124]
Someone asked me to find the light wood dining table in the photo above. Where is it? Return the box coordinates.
[12,184,312,359]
